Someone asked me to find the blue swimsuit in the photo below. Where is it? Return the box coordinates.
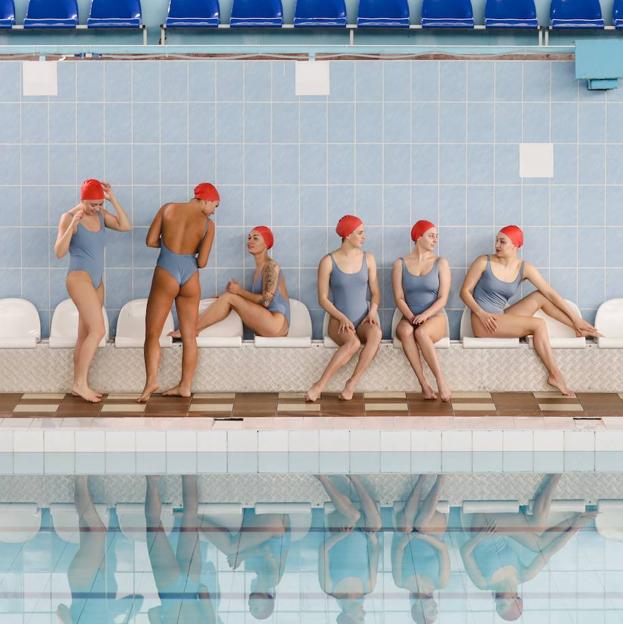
[329,530,371,595]
[401,257,440,316]
[251,268,291,325]
[473,535,521,583]
[68,212,106,288]
[329,253,369,327]
[392,533,441,587]
[473,256,525,314]
[157,241,199,286]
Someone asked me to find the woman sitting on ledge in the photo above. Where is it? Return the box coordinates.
[171,226,290,339]
[460,225,599,396]
[393,220,451,402]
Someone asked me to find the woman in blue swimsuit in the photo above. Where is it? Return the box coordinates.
[460,474,595,621]
[54,180,131,403]
[393,221,451,402]
[139,183,219,403]
[306,215,382,402]
[392,475,449,624]
[186,225,291,340]
[317,475,382,624]
[460,225,599,396]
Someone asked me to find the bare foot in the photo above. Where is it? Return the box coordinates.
[138,382,159,403]
[437,380,452,403]
[72,389,103,399]
[168,329,181,339]
[547,375,574,397]
[162,384,192,398]
[305,383,322,403]
[339,380,355,401]
[421,383,438,400]
[72,384,102,403]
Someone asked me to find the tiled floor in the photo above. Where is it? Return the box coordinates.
[1,391,621,418]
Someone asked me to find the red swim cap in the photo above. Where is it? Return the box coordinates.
[80,179,105,201]
[499,225,524,248]
[336,215,363,239]
[411,220,436,242]
[253,226,274,250]
[194,182,220,202]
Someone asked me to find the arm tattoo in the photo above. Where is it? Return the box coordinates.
[262,263,278,307]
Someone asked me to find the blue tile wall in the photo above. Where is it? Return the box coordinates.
[1,59,621,339]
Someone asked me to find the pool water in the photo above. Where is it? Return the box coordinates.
[0,473,621,623]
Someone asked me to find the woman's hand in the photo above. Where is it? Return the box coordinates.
[363,312,379,326]
[573,318,601,338]
[337,316,355,334]
[101,181,115,202]
[70,209,85,231]
[227,279,241,295]
[411,313,429,326]
[478,312,498,334]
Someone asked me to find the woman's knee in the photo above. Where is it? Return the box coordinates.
[414,325,431,342]
[368,325,383,344]
[397,322,413,341]
[86,321,106,341]
[531,317,547,335]
[346,336,362,353]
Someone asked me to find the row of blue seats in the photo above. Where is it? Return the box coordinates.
[0,0,621,31]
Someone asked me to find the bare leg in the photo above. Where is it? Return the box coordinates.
[139,268,179,403]
[340,322,382,401]
[397,320,436,400]
[349,475,382,532]
[316,475,360,526]
[176,475,202,580]
[414,474,447,531]
[529,474,562,527]
[472,314,572,396]
[67,275,106,403]
[414,316,451,402]
[180,292,287,338]
[306,319,361,402]
[396,475,426,532]
[163,275,200,398]
[507,291,596,336]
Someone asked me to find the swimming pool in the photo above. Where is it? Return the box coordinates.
[0,471,620,622]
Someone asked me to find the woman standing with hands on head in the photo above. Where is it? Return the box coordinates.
[54,179,131,403]
[392,220,451,402]
[306,215,382,403]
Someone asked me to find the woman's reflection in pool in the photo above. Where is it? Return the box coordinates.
[460,474,596,621]
[392,475,449,624]
[317,475,382,624]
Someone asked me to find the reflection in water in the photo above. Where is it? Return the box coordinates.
[460,474,595,622]
[0,472,617,622]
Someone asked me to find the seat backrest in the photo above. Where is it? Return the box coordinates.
[485,0,536,20]
[116,299,174,342]
[168,0,219,18]
[595,299,623,339]
[358,0,409,19]
[422,0,473,19]
[0,504,41,543]
[0,298,40,342]
[197,298,243,337]
[231,0,283,20]
[295,0,346,20]
[50,298,109,345]
[26,0,78,21]
[459,307,474,338]
[89,0,141,19]
[550,0,602,21]
[286,299,312,338]
[0,0,15,23]
[391,308,402,340]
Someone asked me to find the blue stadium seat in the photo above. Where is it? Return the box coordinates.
[485,0,538,28]
[294,0,347,27]
[87,0,142,28]
[550,0,604,29]
[357,0,410,27]
[230,0,283,26]
[614,0,623,28]
[421,0,474,28]
[24,0,78,28]
[0,0,15,28]
[166,0,220,27]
